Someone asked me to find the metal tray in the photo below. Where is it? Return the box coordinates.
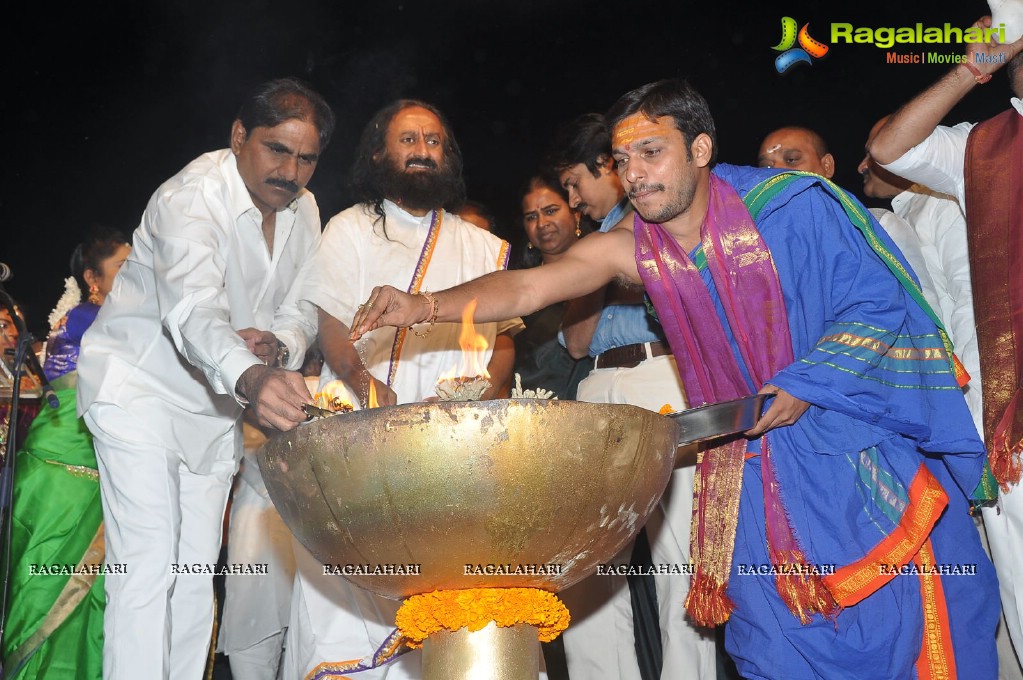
[665,394,769,445]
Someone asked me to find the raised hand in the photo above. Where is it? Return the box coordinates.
[965,15,1023,77]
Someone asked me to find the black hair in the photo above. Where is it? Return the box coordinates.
[514,173,592,270]
[348,99,466,236]
[606,78,718,164]
[70,227,131,293]
[546,113,613,178]
[458,199,497,231]
[235,77,336,150]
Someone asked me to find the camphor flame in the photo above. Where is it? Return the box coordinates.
[368,379,380,409]
[438,298,490,382]
[313,380,360,413]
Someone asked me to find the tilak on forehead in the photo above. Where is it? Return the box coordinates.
[612,113,678,149]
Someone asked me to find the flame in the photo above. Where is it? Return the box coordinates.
[368,379,380,409]
[313,380,360,412]
[438,298,490,382]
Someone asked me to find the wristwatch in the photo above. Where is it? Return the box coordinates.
[274,342,291,369]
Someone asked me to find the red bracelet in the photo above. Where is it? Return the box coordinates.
[961,60,992,84]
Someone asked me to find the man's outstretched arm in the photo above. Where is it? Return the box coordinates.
[869,15,1023,164]
[351,228,637,339]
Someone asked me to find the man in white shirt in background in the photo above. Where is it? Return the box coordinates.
[858,116,975,417]
[868,9,1023,677]
[77,77,333,679]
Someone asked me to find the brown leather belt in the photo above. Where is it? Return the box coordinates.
[593,341,671,370]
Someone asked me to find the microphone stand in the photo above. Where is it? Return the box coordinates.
[0,282,59,676]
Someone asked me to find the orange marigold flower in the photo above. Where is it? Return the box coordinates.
[395,587,571,648]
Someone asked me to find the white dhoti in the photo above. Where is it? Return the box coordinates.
[281,541,421,679]
[218,441,297,680]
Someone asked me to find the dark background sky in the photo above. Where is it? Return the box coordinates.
[3,0,1012,338]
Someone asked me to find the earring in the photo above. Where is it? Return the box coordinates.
[88,284,100,305]
[527,242,534,250]
[575,216,582,238]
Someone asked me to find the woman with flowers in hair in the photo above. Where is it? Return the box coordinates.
[2,227,130,679]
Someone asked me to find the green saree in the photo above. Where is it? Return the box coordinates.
[2,378,104,679]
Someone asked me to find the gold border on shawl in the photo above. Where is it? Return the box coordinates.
[387,211,444,387]
[4,523,105,675]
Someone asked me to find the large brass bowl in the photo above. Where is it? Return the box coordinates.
[259,399,679,599]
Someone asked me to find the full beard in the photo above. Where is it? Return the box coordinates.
[375,157,464,213]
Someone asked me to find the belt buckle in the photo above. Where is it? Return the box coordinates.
[616,343,645,369]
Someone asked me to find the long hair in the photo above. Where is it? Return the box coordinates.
[347,100,466,238]
[606,79,718,163]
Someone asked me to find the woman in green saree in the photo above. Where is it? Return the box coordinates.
[2,229,130,678]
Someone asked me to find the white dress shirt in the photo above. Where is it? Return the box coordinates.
[890,188,980,429]
[880,99,1023,674]
[77,148,319,472]
[881,97,1023,210]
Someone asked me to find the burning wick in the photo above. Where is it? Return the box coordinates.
[435,298,492,402]
[309,380,361,417]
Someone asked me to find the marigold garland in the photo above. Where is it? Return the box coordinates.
[395,587,570,649]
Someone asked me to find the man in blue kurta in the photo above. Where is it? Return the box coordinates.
[349,79,999,679]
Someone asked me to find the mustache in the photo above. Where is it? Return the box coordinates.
[266,177,300,193]
[628,183,664,199]
[405,156,438,170]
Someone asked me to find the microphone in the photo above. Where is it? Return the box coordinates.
[21,346,59,410]
[0,263,9,282]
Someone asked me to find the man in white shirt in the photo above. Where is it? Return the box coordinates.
[282,99,523,679]
[869,13,1023,675]
[77,77,333,679]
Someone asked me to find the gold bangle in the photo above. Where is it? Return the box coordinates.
[412,290,439,338]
